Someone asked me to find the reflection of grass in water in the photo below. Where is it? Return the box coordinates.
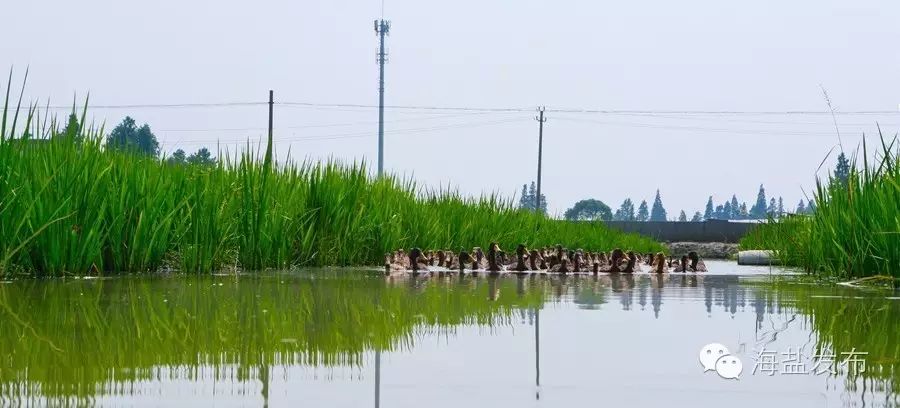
[0,274,544,404]
[749,278,900,393]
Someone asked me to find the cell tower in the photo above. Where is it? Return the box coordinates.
[374,19,391,176]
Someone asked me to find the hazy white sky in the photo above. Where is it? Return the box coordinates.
[4,0,899,216]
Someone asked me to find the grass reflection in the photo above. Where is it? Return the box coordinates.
[0,272,543,404]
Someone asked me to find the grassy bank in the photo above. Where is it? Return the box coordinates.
[0,106,661,277]
[741,136,900,279]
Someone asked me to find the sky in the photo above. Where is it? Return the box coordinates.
[4,0,899,217]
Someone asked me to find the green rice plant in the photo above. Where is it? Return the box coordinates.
[741,132,900,279]
[0,78,663,277]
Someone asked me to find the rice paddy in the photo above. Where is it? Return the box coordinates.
[1,267,896,406]
[740,133,900,280]
[0,87,662,277]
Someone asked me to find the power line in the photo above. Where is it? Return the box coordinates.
[36,102,267,110]
[610,112,900,127]
[165,117,524,146]
[156,111,519,133]
[25,99,900,115]
[552,115,860,137]
[277,101,533,113]
[546,108,899,115]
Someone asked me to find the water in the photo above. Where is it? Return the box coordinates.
[1,261,897,407]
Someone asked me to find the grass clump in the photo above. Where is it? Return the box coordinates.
[741,133,900,280]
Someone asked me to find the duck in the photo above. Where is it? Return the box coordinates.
[688,251,708,272]
[407,247,430,273]
[424,250,436,266]
[384,252,405,275]
[456,250,472,273]
[538,252,549,269]
[597,252,609,268]
[486,242,505,273]
[571,251,585,273]
[512,244,530,272]
[447,250,456,268]
[394,249,409,268]
[472,247,487,270]
[528,249,544,271]
[650,253,668,273]
[547,245,564,268]
[622,251,641,273]
[436,250,447,268]
[549,258,570,273]
[608,248,626,273]
[671,255,689,272]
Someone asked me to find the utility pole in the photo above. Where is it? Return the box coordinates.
[534,107,547,213]
[265,90,274,169]
[375,19,391,176]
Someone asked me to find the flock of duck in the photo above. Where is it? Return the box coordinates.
[384,243,708,275]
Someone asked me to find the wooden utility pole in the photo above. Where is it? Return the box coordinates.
[535,107,547,213]
[265,90,274,169]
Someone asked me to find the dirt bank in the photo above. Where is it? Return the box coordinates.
[667,242,739,259]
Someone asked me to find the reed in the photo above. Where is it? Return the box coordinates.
[741,132,900,279]
[0,89,662,277]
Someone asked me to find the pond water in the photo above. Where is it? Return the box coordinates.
[1,261,898,407]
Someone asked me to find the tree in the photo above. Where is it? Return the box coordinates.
[777,197,784,217]
[722,201,733,220]
[834,152,850,186]
[168,149,187,165]
[613,198,636,221]
[796,199,806,214]
[58,113,82,143]
[767,197,777,216]
[636,200,649,222]
[649,190,667,221]
[517,181,547,213]
[729,195,740,219]
[517,184,529,209]
[105,116,160,156]
[187,147,216,166]
[750,184,767,218]
[739,202,749,219]
[678,210,687,222]
[564,199,612,221]
[714,204,725,219]
[703,196,714,220]
[690,211,703,222]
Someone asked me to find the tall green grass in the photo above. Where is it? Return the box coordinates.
[741,133,900,279]
[0,86,661,276]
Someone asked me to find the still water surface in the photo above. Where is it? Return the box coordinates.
[1,261,897,407]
